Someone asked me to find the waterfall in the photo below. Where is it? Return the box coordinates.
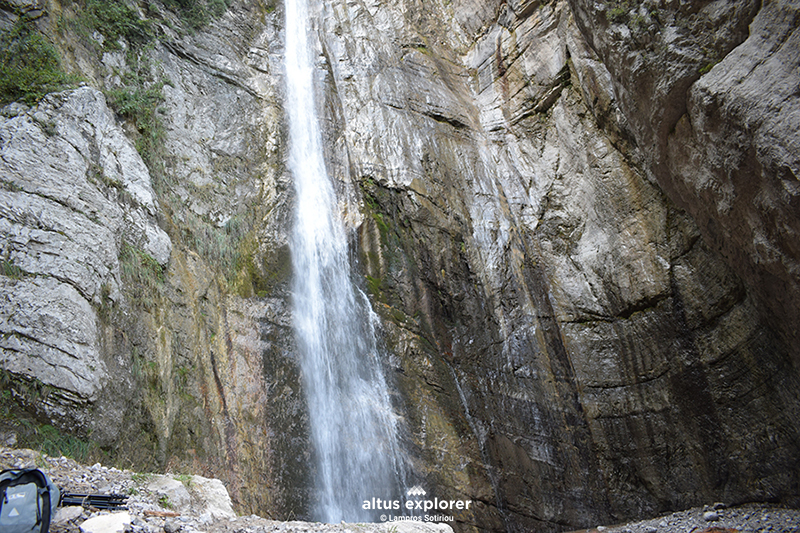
[284,0,405,522]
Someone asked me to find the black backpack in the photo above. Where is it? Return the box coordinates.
[0,468,60,533]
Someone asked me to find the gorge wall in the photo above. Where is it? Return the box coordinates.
[0,0,798,532]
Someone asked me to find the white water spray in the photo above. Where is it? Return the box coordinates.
[284,0,405,522]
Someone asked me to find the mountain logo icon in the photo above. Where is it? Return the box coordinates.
[406,486,427,497]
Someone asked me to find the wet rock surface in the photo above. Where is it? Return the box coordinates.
[324,0,800,529]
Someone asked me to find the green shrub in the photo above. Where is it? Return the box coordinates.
[605,0,633,23]
[29,424,95,463]
[0,19,77,105]
[82,0,152,49]
[103,45,170,170]
[606,7,626,22]
[1,258,24,279]
[162,0,231,30]
[106,82,166,161]
[120,242,164,284]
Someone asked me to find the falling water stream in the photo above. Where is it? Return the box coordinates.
[284,0,405,522]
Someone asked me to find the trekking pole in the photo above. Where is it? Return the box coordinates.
[59,493,129,510]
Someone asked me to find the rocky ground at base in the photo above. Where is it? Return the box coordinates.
[0,447,451,533]
[567,503,800,533]
[3,446,799,533]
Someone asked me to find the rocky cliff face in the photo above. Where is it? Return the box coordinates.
[1,86,170,429]
[570,0,800,360]
[1,0,798,532]
[1,0,309,519]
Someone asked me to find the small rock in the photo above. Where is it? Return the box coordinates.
[703,511,720,521]
[80,512,132,533]
[1,102,27,117]
[713,502,727,510]
[644,527,657,533]
[0,431,17,447]
[54,506,84,524]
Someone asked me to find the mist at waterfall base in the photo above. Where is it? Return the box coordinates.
[284,0,408,523]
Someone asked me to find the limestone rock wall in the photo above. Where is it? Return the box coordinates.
[0,87,170,434]
[568,0,800,359]
[0,0,798,531]
[1,0,309,519]
[315,0,800,530]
